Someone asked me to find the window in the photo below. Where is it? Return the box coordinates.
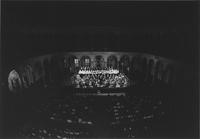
[74,59,78,64]
[85,59,89,64]
[74,59,79,67]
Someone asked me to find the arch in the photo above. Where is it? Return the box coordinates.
[80,55,91,67]
[25,64,34,85]
[34,61,43,76]
[163,64,174,84]
[145,59,155,84]
[67,55,78,73]
[64,56,68,68]
[50,56,60,73]
[43,59,50,76]
[140,57,148,81]
[131,56,143,73]
[95,55,105,69]
[20,70,29,88]
[43,58,50,68]
[20,64,34,87]
[43,58,51,84]
[155,61,161,73]
[33,61,43,83]
[120,55,130,67]
[148,59,155,73]
[67,55,77,67]
[141,57,148,72]
[49,55,63,84]
[56,55,65,73]
[8,69,22,92]
[107,55,118,69]
[119,55,130,74]
[155,61,164,79]
[17,64,28,88]
[131,56,138,69]
[57,55,65,68]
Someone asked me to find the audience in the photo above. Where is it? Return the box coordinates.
[18,95,165,138]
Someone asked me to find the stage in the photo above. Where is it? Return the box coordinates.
[75,90,126,96]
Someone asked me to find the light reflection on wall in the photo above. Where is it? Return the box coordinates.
[8,70,22,92]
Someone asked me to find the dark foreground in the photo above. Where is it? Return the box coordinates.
[2,86,198,139]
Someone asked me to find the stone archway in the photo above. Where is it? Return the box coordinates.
[43,58,51,84]
[146,59,155,84]
[8,69,22,92]
[34,62,43,77]
[119,55,130,73]
[107,55,118,69]
[67,55,78,73]
[163,64,174,85]
[80,56,91,67]
[155,61,164,82]
[34,61,43,85]
[95,55,105,69]
[140,57,148,82]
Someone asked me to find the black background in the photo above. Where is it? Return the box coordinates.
[1,1,198,67]
[0,1,199,138]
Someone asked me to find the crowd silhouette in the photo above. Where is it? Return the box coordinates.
[18,95,165,138]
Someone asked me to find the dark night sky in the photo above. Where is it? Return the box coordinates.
[1,1,198,67]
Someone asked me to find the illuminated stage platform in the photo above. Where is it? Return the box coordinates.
[71,87,129,97]
[75,92,126,96]
[78,69,119,74]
